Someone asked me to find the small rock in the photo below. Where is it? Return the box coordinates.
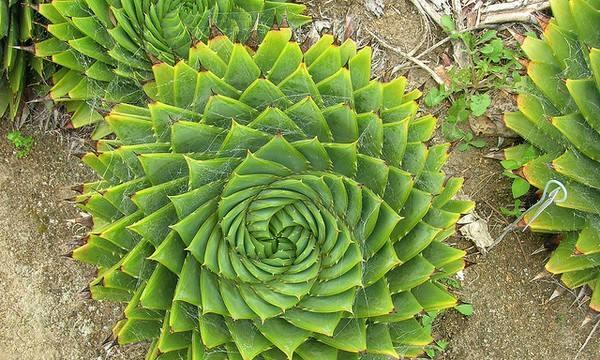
[469,115,518,138]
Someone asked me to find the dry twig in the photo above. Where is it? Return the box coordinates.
[365,29,445,85]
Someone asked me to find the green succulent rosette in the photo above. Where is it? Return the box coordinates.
[504,0,600,310]
[1,0,45,120]
[72,28,474,359]
[35,0,310,137]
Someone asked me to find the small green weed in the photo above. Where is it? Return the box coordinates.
[455,303,474,317]
[425,339,449,358]
[7,131,34,158]
[500,199,523,217]
[424,15,524,151]
[422,311,450,358]
[420,303,473,358]
[500,144,539,216]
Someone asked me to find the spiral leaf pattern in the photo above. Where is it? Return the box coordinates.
[504,0,600,310]
[34,0,310,137]
[72,28,474,359]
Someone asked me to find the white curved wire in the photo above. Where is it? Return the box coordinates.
[493,180,568,247]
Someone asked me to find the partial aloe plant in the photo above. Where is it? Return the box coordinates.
[34,0,310,138]
[71,28,474,359]
[1,0,44,120]
[504,0,600,310]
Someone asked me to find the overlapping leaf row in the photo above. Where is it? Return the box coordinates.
[1,0,44,120]
[35,0,310,138]
[72,29,474,359]
[504,0,600,310]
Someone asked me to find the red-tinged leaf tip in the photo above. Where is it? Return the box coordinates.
[246,29,259,51]
[79,286,92,300]
[65,121,75,129]
[530,270,551,281]
[280,14,290,29]
[210,24,224,40]
[517,217,528,229]
[508,28,525,45]
[102,334,118,351]
[514,166,525,179]
[517,58,529,69]
[148,53,162,66]
[75,215,94,228]
[90,140,100,153]
[300,36,312,53]
[464,259,477,268]
[536,14,550,31]
[63,196,79,203]
[97,107,110,117]
[13,45,34,54]
[77,234,90,246]
[75,152,88,161]
[70,184,84,194]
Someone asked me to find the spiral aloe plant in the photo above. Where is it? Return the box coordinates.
[504,0,600,310]
[1,0,44,120]
[34,0,310,138]
[72,28,474,359]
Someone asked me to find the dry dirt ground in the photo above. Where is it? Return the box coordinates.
[0,124,146,359]
[0,0,598,359]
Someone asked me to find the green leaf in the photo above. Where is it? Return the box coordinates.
[437,339,449,350]
[500,199,522,217]
[479,39,504,62]
[476,30,498,44]
[455,304,474,316]
[441,123,465,142]
[500,160,520,170]
[469,139,486,148]
[511,177,530,198]
[469,94,491,116]
[440,15,456,33]
[424,86,447,107]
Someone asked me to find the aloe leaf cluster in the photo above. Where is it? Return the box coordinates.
[504,0,600,310]
[71,28,474,359]
[35,0,310,138]
[1,0,44,120]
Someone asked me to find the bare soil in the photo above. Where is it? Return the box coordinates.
[0,1,597,359]
[0,125,145,359]
[440,147,600,360]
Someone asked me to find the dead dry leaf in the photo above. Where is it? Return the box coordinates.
[459,213,494,253]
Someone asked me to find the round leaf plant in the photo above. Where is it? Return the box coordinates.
[72,28,475,359]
